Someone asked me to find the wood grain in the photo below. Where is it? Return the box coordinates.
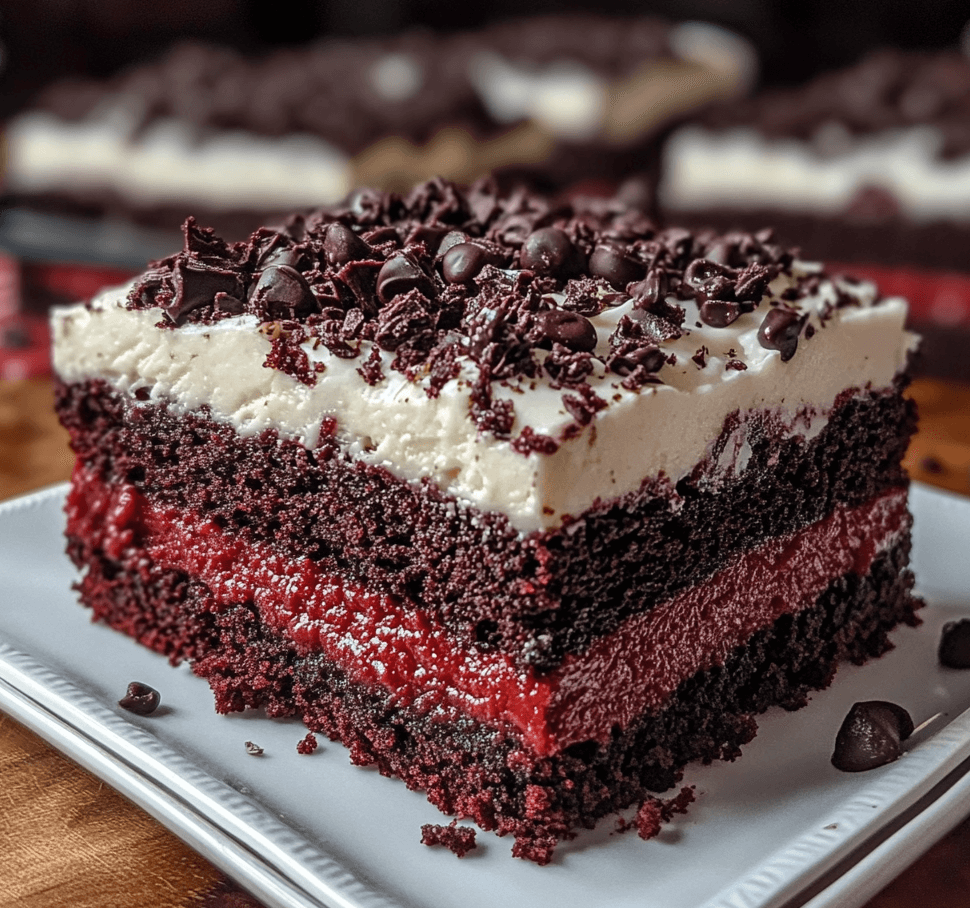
[2,375,969,908]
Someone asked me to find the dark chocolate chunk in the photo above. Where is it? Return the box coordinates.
[609,343,666,376]
[442,243,488,284]
[167,260,243,324]
[589,242,644,287]
[758,308,803,362]
[682,258,736,295]
[699,300,741,328]
[939,618,970,668]
[258,245,303,270]
[323,222,371,267]
[250,265,317,319]
[520,227,574,278]
[535,310,597,352]
[245,740,264,756]
[831,701,914,772]
[376,253,434,304]
[406,224,450,254]
[118,681,161,716]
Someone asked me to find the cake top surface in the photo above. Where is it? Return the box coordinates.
[121,176,881,442]
[704,48,970,157]
[26,16,702,154]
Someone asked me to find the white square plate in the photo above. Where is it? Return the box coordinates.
[2,483,970,908]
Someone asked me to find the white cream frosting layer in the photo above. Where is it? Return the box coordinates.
[53,267,915,535]
[5,109,353,211]
[661,124,970,222]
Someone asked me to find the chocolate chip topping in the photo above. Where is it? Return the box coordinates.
[589,242,645,287]
[118,681,161,716]
[125,178,848,442]
[250,265,317,319]
[758,307,803,362]
[699,300,741,328]
[939,618,970,669]
[831,701,914,772]
[376,253,434,304]
[535,310,597,352]
[520,228,575,278]
[323,222,372,267]
[442,243,488,284]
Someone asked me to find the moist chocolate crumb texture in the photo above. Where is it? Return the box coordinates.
[660,48,970,270]
[52,178,921,863]
[2,16,754,238]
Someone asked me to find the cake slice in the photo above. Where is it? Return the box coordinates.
[4,16,753,240]
[659,47,970,271]
[52,178,920,863]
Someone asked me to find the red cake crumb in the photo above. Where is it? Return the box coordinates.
[296,732,318,754]
[617,786,696,840]
[420,820,478,857]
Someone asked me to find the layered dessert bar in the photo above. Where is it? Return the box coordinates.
[4,16,753,240]
[52,178,920,862]
[660,48,970,271]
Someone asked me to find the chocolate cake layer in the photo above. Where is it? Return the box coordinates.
[55,377,917,672]
[66,510,919,864]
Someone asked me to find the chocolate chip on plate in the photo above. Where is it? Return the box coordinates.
[831,700,914,772]
[939,618,970,668]
[118,681,161,716]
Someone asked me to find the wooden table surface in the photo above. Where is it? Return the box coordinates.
[3,375,970,908]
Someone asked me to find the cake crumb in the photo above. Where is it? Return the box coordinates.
[244,741,264,756]
[420,820,478,857]
[296,732,318,754]
[617,786,696,840]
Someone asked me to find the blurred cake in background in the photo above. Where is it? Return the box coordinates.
[658,47,970,378]
[1,16,755,241]
[660,48,970,269]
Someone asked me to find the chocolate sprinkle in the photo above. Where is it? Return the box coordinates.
[118,681,161,716]
[939,618,970,669]
[831,700,914,772]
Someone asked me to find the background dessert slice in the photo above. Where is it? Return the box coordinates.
[4,16,753,241]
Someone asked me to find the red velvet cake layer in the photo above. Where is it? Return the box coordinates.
[67,462,911,756]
